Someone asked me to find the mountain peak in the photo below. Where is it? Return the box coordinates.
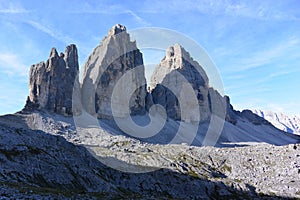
[64,44,78,69]
[150,44,209,89]
[24,44,79,115]
[252,109,300,135]
[166,43,185,57]
[165,43,193,64]
[50,48,58,58]
[108,24,127,36]
[82,23,146,118]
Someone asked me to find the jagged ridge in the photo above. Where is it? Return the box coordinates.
[24,44,79,116]
[22,24,300,146]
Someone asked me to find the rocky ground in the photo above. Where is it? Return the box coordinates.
[0,111,299,199]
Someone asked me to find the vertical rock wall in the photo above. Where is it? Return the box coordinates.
[25,44,79,115]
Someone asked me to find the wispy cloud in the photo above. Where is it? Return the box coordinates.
[228,36,300,72]
[224,67,297,96]
[141,0,299,21]
[125,10,150,26]
[68,3,150,26]
[249,102,300,116]
[26,20,76,44]
[0,1,29,14]
[227,86,270,97]
[232,99,300,115]
[267,70,293,79]
[0,53,28,77]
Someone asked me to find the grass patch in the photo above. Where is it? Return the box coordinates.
[113,141,131,147]
[234,178,242,183]
[220,164,232,173]
[187,170,199,178]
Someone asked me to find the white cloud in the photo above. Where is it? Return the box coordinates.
[0,53,28,77]
[267,70,292,79]
[227,86,270,98]
[67,3,150,26]
[125,10,151,26]
[229,36,300,72]
[141,0,299,21]
[0,1,29,14]
[264,103,300,116]
[26,20,76,44]
[232,98,300,116]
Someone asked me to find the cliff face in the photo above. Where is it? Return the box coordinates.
[21,25,237,126]
[147,44,228,123]
[22,24,266,128]
[81,24,147,118]
[24,44,79,115]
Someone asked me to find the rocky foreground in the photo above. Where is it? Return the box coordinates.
[0,111,299,199]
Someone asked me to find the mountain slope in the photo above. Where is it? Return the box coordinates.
[0,112,299,198]
[252,109,300,135]
[20,24,299,147]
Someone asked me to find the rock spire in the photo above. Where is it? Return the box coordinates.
[24,44,79,115]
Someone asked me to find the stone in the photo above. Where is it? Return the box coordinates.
[1,112,299,198]
[150,44,208,90]
[237,109,272,126]
[24,44,80,115]
[81,24,147,118]
[224,96,237,125]
[149,44,226,122]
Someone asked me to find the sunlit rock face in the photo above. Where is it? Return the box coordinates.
[149,44,225,122]
[81,24,147,118]
[25,44,79,115]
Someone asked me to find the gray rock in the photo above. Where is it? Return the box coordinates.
[149,44,227,122]
[148,44,247,126]
[1,112,299,198]
[237,109,272,126]
[150,44,209,90]
[81,24,147,118]
[224,95,238,125]
[24,44,80,116]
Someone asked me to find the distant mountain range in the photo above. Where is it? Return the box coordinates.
[252,109,300,135]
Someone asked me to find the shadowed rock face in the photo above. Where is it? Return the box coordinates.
[21,24,232,124]
[148,44,228,122]
[81,24,147,118]
[22,24,279,129]
[24,44,79,115]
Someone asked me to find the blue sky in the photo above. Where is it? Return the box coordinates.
[0,0,299,116]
